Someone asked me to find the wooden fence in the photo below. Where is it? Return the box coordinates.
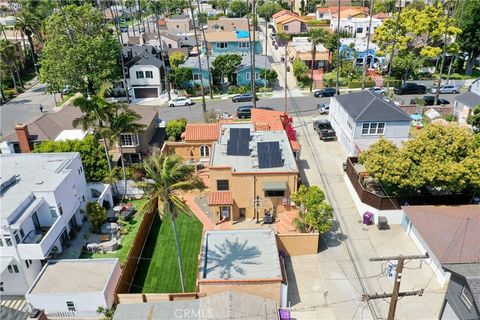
[346,157,473,210]
[117,292,204,304]
[115,208,156,295]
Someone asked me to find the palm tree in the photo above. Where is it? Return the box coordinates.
[195,0,214,99]
[125,0,136,36]
[0,38,20,92]
[308,28,327,93]
[102,104,146,199]
[73,96,114,170]
[15,10,42,74]
[361,0,375,90]
[277,32,290,113]
[139,151,205,292]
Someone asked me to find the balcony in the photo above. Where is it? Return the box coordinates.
[17,215,64,260]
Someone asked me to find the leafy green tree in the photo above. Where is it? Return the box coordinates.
[373,0,396,14]
[467,105,480,129]
[0,39,22,92]
[197,12,208,25]
[257,2,283,19]
[39,4,120,95]
[86,202,107,233]
[391,52,425,81]
[32,135,109,182]
[216,0,229,14]
[169,51,186,69]
[212,54,242,84]
[359,125,480,195]
[138,151,205,292]
[166,118,187,141]
[290,185,334,233]
[292,59,309,82]
[457,0,480,75]
[169,67,193,89]
[230,0,247,17]
[260,69,278,87]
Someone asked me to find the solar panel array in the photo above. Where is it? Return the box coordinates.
[257,141,283,169]
[226,128,251,156]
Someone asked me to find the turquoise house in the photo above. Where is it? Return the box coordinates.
[179,56,214,87]
[236,55,271,86]
[204,30,262,56]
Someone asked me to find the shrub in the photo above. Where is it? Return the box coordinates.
[86,202,107,233]
[347,80,376,88]
[166,118,187,141]
[3,88,16,99]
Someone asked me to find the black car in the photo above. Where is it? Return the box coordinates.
[410,96,450,106]
[232,93,258,102]
[394,83,427,95]
[237,106,253,119]
[313,119,336,141]
[314,87,337,98]
[257,106,275,111]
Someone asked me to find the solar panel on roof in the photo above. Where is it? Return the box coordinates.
[257,141,282,168]
[230,128,250,141]
[227,139,250,156]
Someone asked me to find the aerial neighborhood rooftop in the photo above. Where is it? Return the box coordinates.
[0,0,479,320]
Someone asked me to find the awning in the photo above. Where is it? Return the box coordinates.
[263,181,288,191]
[208,192,233,206]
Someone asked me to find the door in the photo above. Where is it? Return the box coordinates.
[134,88,158,98]
[239,208,246,219]
[32,212,41,231]
[220,207,230,219]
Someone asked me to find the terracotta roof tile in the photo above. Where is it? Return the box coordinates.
[251,109,285,131]
[208,191,233,206]
[272,10,297,19]
[184,124,220,141]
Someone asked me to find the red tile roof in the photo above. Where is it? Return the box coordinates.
[184,124,220,142]
[208,192,233,206]
[251,108,285,131]
[403,205,480,264]
[272,9,298,19]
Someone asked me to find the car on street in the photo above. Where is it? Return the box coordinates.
[236,106,253,119]
[410,96,450,106]
[168,97,193,107]
[429,84,460,94]
[368,87,385,95]
[232,93,258,102]
[313,119,336,141]
[394,83,427,95]
[257,106,275,111]
[120,26,128,33]
[318,103,330,114]
[314,87,337,98]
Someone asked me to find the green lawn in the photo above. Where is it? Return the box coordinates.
[80,199,146,263]
[130,212,203,293]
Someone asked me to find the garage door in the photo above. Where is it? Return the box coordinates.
[134,88,158,98]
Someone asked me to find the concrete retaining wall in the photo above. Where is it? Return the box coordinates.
[276,233,320,256]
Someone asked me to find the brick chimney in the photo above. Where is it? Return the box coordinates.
[15,123,32,153]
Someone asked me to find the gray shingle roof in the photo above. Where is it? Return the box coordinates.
[238,54,272,70]
[443,263,480,309]
[124,49,163,69]
[180,56,214,70]
[455,91,480,108]
[336,90,411,122]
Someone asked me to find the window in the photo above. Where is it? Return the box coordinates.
[0,238,3,247]
[347,120,353,131]
[25,260,32,268]
[136,71,144,79]
[356,27,363,34]
[145,71,154,78]
[14,232,20,244]
[361,122,386,135]
[200,145,210,157]
[82,195,85,202]
[4,236,12,246]
[217,180,229,191]
[238,42,250,48]
[216,42,228,49]
[193,73,201,81]
[0,282,3,292]
[461,286,473,310]
[265,190,285,197]
[246,72,251,80]
[66,301,76,312]
[176,24,179,28]
[120,133,139,146]
[59,205,64,216]
[255,72,260,80]
[7,265,19,273]
[50,206,57,218]
[284,25,289,31]
[19,228,24,239]
[129,153,141,163]
[168,44,172,48]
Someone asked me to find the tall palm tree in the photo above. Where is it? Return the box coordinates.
[125,0,136,36]
[195,0,214,99]
[277,32,290,113]
[139,152,205,292]
[15,10,42,74]
[151,0,171,101]
[361,0,374,90]
[73,96,114,170]
[308,28,327,93]
[0,38,20,92]
[102,104,146,199]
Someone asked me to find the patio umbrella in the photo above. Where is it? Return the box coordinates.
[101,222,119,234]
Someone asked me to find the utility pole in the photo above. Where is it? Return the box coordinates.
[364,253,429,320]
[361,0,374,90]
[434,0,453,104]
[284,44,288,113]
[386,0,402,97]
[251,0,257,109]
[335,0,341,95]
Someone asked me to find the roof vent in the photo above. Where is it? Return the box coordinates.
[36,181,44,185]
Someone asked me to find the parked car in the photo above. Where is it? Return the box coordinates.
[394,83,427,95]
[120,26,128,33]
[314,87,337,98]
[429,84,460,94]
[257,106,275,111]
[368,87,385,95]
[313,119,336,141]
[318,103,330,114]
[411,96,450,106]
[168,97,193,107]
[232,93,258,102]
[237,106,253,119]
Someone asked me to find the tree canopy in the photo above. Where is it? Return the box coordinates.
[359,125,480,195]
[457,0,480,75]
[290,185,334,233]
[39,4,120,95]
[467,105,480,130]
[257,2,283,20]
[169,51,185,69]
[32,135,109,182]
[169,67,192,89]
[229,0,247,17]
[212,54,242,85]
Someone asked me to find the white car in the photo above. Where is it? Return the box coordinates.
[429,84,460,94]
[368,87,385,95]
[168,97,193,107]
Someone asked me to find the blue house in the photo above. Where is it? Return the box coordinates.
[179,56,214,87]
[236,55,271,86]
[204,30,262,56]
[339,45,385,68]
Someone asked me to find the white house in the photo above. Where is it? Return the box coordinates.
[328,91,411,156]
[454,78,480,124]
[26,259,121,319]
[332,16,382,38]
[124,46,164,99]
[0,153,89,295]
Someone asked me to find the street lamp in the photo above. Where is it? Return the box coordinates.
[256,195,260,224]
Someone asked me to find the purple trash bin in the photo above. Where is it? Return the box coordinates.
[363,211,374,225]
[279,309,291,320]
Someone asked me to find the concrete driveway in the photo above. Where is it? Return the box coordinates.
[286,115,445,320]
